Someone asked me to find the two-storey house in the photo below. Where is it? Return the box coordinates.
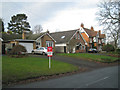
[80,23,106,51]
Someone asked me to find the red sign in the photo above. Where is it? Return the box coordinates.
[47,47,53,57]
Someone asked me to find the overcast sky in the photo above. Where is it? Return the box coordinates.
[0,0,103,33]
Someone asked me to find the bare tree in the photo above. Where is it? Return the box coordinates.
[33,25,43,34]
[97,0,120,49]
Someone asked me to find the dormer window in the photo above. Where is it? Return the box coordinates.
[61,36,65,39]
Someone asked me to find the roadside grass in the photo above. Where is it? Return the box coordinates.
[57,53,118,63]
[2,56,78,84]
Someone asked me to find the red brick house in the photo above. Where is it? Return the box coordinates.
[80,23,106,51]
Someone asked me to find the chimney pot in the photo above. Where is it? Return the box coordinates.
[99,30,101,35]
[46,29,49,33]
[81,23,84,28]
[91,26,94,31]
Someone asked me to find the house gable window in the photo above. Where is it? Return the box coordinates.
[46,41,53,47]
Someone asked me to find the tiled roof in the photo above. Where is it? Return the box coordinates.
[50,29,78,44]
[99,34,105,38]
[2,33,22,41]
[83,28,97,37]
[27,33,46,40]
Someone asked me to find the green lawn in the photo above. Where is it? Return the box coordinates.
[57,53,118,63]
[2,56,78,84]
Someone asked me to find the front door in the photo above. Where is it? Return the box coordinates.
[64,46,66,53]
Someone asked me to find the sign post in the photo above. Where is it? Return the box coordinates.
[47,47,53,69]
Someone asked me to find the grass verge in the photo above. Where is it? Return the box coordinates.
[2,56,78,84]
[57,53,118,63]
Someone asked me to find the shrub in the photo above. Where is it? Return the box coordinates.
[116,49,120,53]
[102,44,115,52]
[9,45,27,57]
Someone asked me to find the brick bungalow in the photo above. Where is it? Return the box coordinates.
[2,31,56,54]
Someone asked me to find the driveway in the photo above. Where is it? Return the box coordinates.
[8,66,119,88]
[31,54,117,70]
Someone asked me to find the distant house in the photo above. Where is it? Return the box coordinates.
[50,29,87,53]
[27,31,56,52]
[2,24,106,54]
[2,31,56,54]
[2,33,22,54]
[80,23,106,51]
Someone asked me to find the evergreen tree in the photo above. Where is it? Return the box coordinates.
[7,14,31,34]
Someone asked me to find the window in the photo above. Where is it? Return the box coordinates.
[76,46,79,50]
[36,42,41,48]
[93,37,96,42]
[61,36,65,39]
[96,37,98,42]
[40,47,44,50]
[90,38,92,43]
[36,42,40,45]
[80,45,82,50]
[46,41,53,47]
[78,34,80,39]
[82,45,85,50]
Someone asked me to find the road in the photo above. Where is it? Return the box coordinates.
[8,65,119,88]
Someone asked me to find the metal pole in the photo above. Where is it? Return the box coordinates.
[49,56,51,69]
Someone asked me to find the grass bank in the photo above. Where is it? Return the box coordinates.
[2,56,78,84]
[57,53,118,63]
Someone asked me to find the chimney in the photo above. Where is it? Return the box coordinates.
[22,31,26,39]
[99,30,101,36]
[81,23,84,28]
[46,29,49,33]
[91,26,94,31]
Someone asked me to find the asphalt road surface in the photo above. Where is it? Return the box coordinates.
[9,65,119,88]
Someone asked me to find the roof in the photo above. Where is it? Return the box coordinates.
[14,39,35,42]
[27,33,45,40]
[2,33,22,41]
[99,34,105,38]
[83,28,97,37]
[50,29,78,44]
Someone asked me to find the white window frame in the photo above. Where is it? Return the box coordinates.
[46,41,53,47]
[90,38,92,43]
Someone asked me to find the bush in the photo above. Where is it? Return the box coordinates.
[9,45,27,57]
[102,44,115,52]
[116,49,120,53]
